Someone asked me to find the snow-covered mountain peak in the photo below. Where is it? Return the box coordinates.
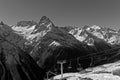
[69,25,120,46]
[11,16,54,45]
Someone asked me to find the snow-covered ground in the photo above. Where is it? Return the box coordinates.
[51,60,120,80]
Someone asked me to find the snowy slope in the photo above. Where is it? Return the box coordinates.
[52,60,120,80]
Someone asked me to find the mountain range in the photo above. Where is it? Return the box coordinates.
[0,16,120,80]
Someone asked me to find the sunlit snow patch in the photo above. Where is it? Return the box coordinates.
[12,25,36,33]
[69,27,82,35]
[92,31,104,39]
[49,41,61,46]
[69,28,88,42]
[53,72,120,80]
[90,25,101,30]
[12,25,37,40]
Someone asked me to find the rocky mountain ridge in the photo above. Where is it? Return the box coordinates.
[1,16,120,80]
[68,25,120,46]
[11,16,120,47]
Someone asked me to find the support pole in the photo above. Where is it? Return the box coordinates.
[46,71,49,80]
[57,60,66,80]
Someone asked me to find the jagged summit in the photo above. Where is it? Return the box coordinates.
[38,16,54,30]
[39,16,53,25]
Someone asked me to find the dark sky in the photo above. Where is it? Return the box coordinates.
[0,0,120,29]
